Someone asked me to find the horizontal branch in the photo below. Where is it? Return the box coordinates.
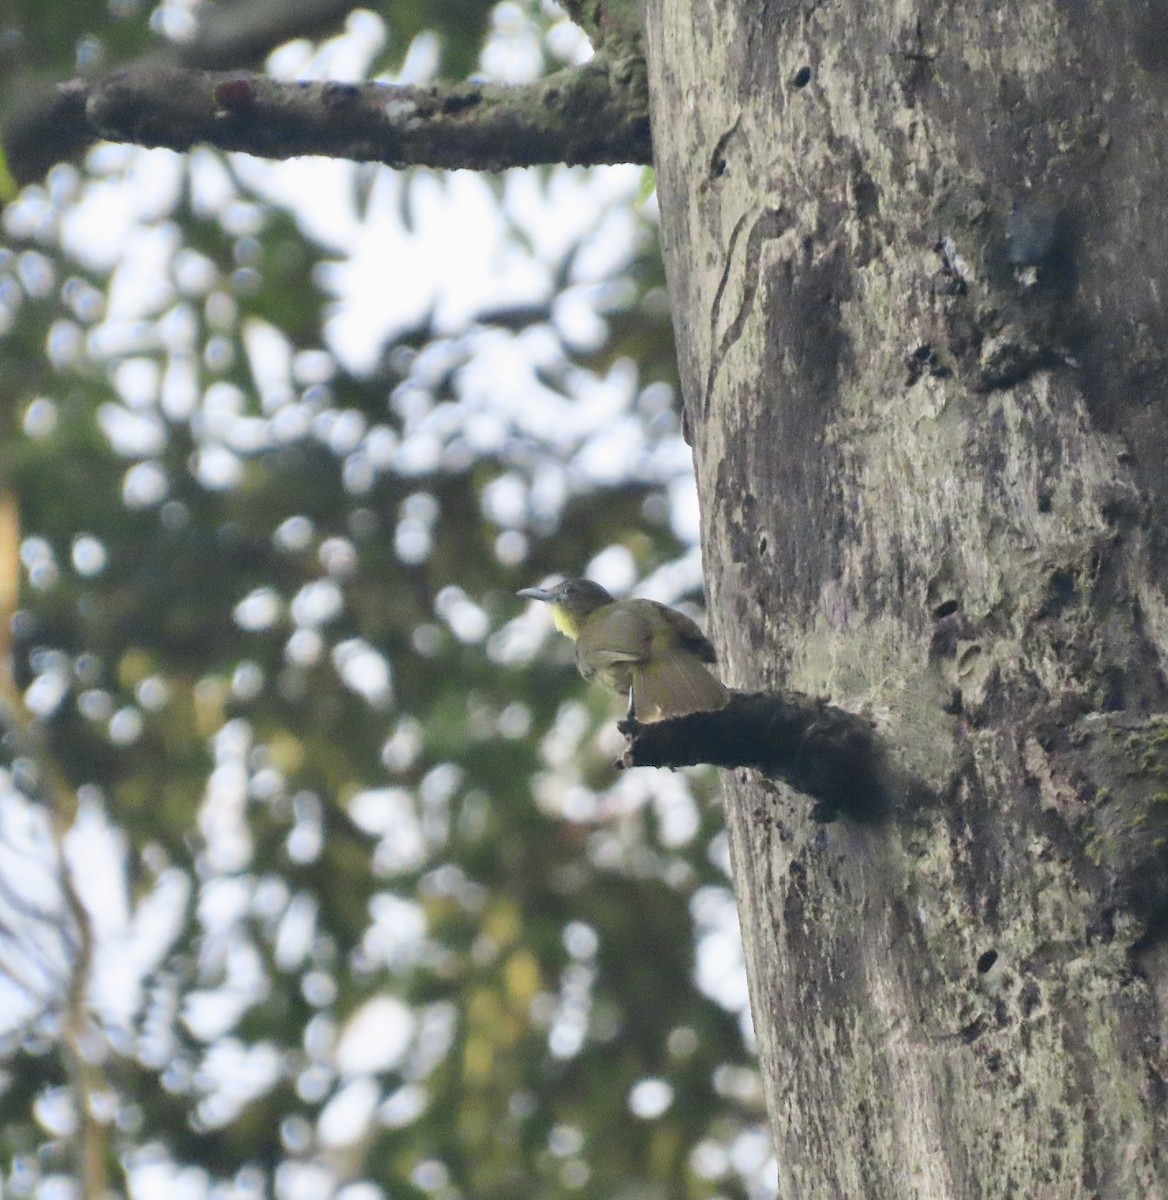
[47,58,650,174]
[619,690,892,821]
[3,0,360,184]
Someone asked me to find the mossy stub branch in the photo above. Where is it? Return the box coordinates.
[619,690,889,821]
[66,59,651,170]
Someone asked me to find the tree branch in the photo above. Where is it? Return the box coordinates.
[619,691,894,821]
[3,0,362,184]
[37,58,650,174]
[5,83,93,188]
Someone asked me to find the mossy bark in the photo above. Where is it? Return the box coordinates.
[643,1,1168,1195]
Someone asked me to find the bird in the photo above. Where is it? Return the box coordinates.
[518,577,729,722]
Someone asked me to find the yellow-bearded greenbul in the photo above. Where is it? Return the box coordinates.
[518,578,729,722]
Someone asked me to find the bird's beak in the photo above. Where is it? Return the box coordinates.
[518,587,554,603]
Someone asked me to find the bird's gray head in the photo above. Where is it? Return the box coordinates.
[517,577,614,623]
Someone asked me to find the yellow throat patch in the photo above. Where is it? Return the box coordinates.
[549,604,582,640]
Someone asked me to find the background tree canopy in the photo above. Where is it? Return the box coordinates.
[0,3,776,1198]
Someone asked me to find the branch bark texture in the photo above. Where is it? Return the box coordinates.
[2,0,361,184]
[45,59,651,174]
[620,690,892,821]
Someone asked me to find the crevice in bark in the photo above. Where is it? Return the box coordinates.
[702,206,792,418]
[929,195,1089,395]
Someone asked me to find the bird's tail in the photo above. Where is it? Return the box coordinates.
[631,652,729,722]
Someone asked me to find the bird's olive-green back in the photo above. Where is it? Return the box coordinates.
[575,598,716,671]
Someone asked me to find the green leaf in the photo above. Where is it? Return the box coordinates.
[636,166,657,208]
[0,146,17,204]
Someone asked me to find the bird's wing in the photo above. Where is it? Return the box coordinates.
[576,604,654,666]
[642,601,717,662]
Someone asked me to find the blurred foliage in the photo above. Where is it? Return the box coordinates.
[0,3,775,1200]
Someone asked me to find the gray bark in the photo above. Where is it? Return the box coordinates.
[643,1,1168,1196]
[20,59,649,184]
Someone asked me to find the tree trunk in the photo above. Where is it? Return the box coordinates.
[643,2,1168,1196]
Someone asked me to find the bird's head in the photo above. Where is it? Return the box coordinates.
[518,577,614,639]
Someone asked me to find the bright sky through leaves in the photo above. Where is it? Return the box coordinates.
[0,4,775,1198]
